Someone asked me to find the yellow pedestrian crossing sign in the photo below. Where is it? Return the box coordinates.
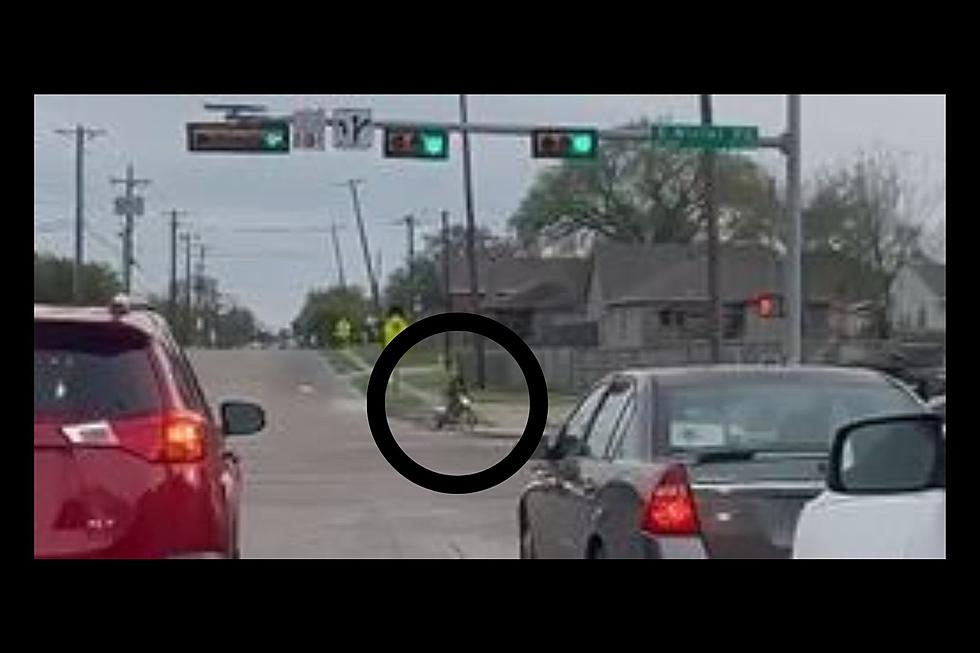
[382,314,408,348]
[334,318,352,346]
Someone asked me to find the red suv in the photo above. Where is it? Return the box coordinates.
[34,298,265,559]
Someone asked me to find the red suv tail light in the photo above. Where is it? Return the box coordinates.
[70,410,208,463]
[641,465,701,536]
[162,411,207,463]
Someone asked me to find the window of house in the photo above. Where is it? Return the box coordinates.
[918,306,928,329]
[659,309,671,327]
[723,305,745,339]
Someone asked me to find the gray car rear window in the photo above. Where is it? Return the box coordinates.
[664,378,922,452]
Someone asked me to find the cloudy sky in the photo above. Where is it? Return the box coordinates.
[34,95,945,329]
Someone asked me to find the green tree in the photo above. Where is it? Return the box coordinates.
[420,224,516,260]
[508,118,781,248]
[292,285,370,348]
[34,252,122,305]
[215,305,258,349]
[384,257,442,316]
[382,225,519,317]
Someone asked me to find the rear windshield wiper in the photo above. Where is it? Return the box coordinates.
[689,449,827,464]
[691,450,759,463]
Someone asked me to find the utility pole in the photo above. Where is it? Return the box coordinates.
[195,241,210,346]
[442,209,451,371]
[196,242,208,312]
[401,214,417,312]
[165,210,188,325]
[55,124,105,304]
[180,232,194,344]
[339,179,381,316]
[111,164,151,294]
[785,95,803,365]
[330,221,346,288]
[699,95,722,364]
[459,94,485,388]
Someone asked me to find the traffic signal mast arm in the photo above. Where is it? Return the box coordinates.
[214,111,790,153]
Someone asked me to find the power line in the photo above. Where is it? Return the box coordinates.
[229,226,331,234]
[83,223,121,257]
[208,251,328,260]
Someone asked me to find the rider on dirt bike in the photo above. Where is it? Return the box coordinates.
[438,359,476,428]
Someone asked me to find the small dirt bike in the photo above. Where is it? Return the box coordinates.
[433,393,478,430]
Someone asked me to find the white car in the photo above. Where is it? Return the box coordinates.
[793,413,945,559]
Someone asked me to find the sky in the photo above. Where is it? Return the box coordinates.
[34,95,946,330]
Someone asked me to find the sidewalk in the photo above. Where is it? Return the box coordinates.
[324,346,576,439]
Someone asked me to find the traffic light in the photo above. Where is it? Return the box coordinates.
[754,293,784,319]
[187,122,290,153]
[383,128,449,160]
[531,129,598,159]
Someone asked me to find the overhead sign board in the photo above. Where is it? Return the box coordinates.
[187,121,291,153]
[292,109,327,150]
[332,108,374,150]
[114,196,145,216]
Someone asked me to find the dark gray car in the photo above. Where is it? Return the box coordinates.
[519,366,925,559]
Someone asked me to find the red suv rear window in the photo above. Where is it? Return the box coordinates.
[34,320,162,421]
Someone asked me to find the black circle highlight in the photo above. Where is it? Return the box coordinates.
[366,313,547,494]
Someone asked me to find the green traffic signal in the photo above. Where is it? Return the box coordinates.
[570,132,595,156]
[420,131,447,157]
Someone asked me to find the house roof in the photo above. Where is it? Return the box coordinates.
[801,251,892,304]
[914,263,946,297]
[594,241,879,306]
[448,254,591,311]
[593,241,693,301]
[484,258,591,310]
[448,255,491,295]
[598,242,783,305]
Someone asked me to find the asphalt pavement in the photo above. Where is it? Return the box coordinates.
[188,348,532,559]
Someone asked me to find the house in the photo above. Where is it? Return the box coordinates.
[587,241,878,349]
[890,260,946,334]
[443,239,887,352]
[446,253,593,344]
[588,242,786,348]
[802,251,881,339]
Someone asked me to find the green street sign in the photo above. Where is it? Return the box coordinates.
[651,123,759,149]
[187,121,291,153]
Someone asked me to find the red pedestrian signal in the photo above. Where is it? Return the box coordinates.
[754,293,783,319]
[758,295,775,318]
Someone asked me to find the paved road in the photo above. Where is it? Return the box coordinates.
[188,348,531,559]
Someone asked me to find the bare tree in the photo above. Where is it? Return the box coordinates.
[804,148,945,337]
